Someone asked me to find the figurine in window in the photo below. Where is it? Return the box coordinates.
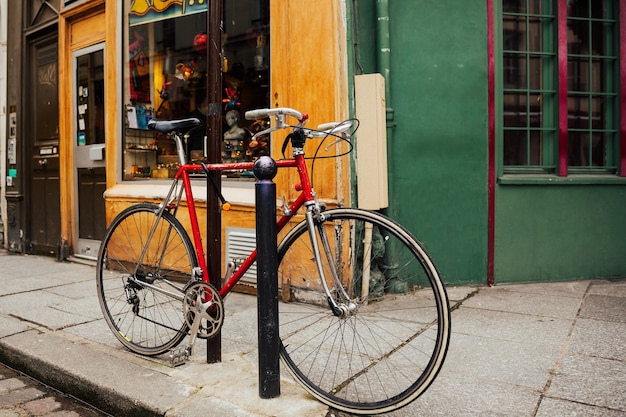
[223,109,246,141]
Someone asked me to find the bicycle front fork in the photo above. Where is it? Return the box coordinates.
[304,204,357,317]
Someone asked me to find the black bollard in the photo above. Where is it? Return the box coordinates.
[253,156,280,399]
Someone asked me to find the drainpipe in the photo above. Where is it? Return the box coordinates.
[376,0,395,215]
[375,1,406,292]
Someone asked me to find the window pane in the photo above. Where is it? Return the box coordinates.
[503,18,526,50]
[504,93,527,127]
[503,130,528,165]
[503,130,543,166]
[568,131,588,166]
[568,0,614,19]
[569,132,607,167]
[567,56,589,91]
[528,55,546,89]
[591,20,612,56]
[122,0,270,181]
[568,95,589,129]
[568,18,589,54]
[590,132,607,166]
[591,96,606,130]
[503,0,525,14]
[503,54,526,89]
[528,130,542,165]
[527,17,544,52]
[591,58,610,92]
[528,94,542,127]
[503,0,545,14]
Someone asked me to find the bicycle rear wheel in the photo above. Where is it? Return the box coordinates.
[277,208,450,415]
[96,203,197,355]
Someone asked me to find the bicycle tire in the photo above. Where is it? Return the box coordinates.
[277,208,450,414]
[96,203,197,356]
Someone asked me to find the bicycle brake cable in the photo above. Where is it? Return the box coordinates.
[200,162,232,211]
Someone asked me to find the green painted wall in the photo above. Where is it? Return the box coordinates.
[352,1,626,285]
[495,185,626,283]
[354,0,490,285]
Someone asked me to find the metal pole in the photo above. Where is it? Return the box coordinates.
[254,156,280,398]
[206,0,223,364]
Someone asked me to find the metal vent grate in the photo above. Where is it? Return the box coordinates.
[225,227,257,284]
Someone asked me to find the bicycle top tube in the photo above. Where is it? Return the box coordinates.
[179,158,298,174]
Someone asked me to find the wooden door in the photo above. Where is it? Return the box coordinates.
[28,36,60,256]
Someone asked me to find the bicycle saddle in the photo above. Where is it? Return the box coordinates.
[147,118,201,133]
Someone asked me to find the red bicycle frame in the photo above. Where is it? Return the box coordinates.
[172,154,314,299]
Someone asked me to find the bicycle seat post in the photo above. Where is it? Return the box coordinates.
[172,132,187,165]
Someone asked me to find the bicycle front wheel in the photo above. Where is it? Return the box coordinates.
[96,203,197,355]
[277,208,450,415]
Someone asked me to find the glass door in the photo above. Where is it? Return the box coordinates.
[73,43,106,259]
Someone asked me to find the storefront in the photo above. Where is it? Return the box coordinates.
[5,0,350,286]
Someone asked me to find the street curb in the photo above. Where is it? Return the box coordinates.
[0,331,169,417]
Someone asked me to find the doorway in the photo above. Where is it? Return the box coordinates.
[73,44,106,259]
[28,35,60,256]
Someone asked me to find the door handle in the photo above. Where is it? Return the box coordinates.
[38,159,48,166]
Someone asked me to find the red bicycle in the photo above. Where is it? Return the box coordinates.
[96,107,450,414]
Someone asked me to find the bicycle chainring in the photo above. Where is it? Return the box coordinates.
[183,282,224,339]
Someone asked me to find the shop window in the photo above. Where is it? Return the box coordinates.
[122,0,269,181]
[500,0,619,175]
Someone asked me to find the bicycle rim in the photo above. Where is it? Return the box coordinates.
[277,208,450,414]
[96,203,197,355]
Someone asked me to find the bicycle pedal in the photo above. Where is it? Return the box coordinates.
[168,346,190,367]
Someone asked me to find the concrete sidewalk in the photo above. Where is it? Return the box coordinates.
[0,249,624,416]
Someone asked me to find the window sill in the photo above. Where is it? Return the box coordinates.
[104,180,256,205]
[498,174,626,185]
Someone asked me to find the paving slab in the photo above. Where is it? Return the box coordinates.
[0,318,30,339]
[548,354,626,412]
[569,318,626,361]
[579,294,626,322]
[536,397,626,417]
[451,306,572,347]
[587,279,626,297]
[443,332,560,390]
[0,291,96,330]
[461,286,584,319]
[493,280,591,297]
[400,371,541,417]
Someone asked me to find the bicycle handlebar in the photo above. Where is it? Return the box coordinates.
[306,121,353,138]
[245,107,306,123]
[245,107,353,140]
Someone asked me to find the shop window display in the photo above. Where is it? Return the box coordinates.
[123,0,269,180]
